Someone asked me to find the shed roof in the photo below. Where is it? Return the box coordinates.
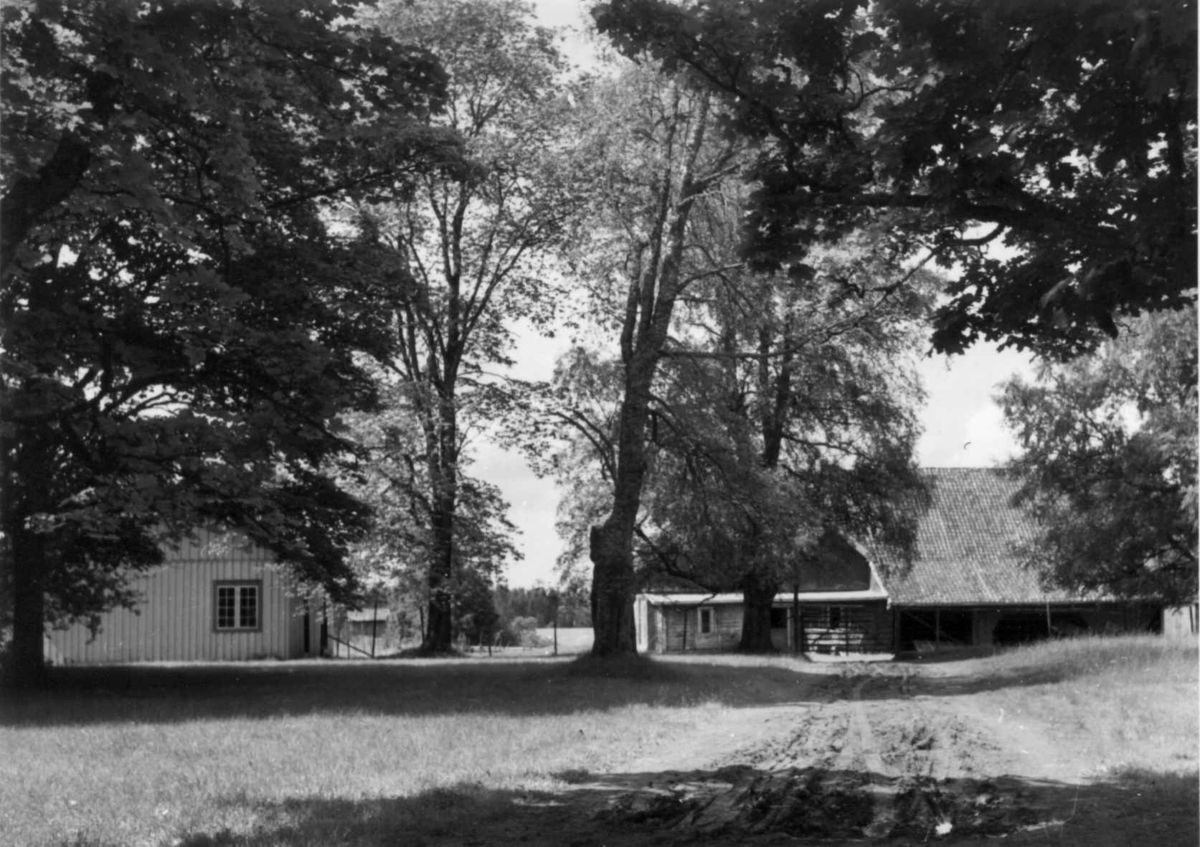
[873,467,1086,606]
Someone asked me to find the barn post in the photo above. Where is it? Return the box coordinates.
[370,591,380,658]
[320,601,329,657]
[791,585,799,654]
[303,600,311,656]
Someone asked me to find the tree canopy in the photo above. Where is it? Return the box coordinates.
[999,306,1198,604]
[594,0,1197,358]
[348,0,579,652]
[0,0,459,684]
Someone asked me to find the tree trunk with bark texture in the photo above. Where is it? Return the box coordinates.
[421,390,458,654]
[2,429,52,688]
[740,569,780,653]
[589,523,637,655]
[7,528,48,688]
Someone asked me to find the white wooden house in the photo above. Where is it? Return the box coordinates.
[44,528,321,664]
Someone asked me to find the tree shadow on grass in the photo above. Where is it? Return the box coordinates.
[166,766,1200,847]
[2,650,1147,726]
[1,657,842,726]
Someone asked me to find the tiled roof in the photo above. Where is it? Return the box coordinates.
[871,467,1085,606]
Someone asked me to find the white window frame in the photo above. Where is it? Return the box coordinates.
[699,606,714,635]
[214,581,262,632]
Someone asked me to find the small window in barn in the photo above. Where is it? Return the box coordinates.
[828,606,843,629]
[699,607,713,634]
[214,581,261,631]
[770,607,788,629]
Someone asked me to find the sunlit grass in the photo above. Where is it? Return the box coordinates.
[1,636,1194,846]
[0,657,761,846]
[988,634,1199,776]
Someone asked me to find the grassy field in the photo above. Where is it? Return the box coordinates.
[1,636,1194,846]
[977,634,1200,777]
[0,656,805,846]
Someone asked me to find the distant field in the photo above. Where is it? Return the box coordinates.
[534,626,593,653]
[1,635,1194,846]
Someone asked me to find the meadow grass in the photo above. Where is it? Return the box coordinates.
[984,633,1199,778]
[0,655,817,847]
[1,636,1194,846]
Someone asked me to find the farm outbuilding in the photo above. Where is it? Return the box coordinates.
[43,528,322,664]
[636,468,1162,657]
[635,533,893,655]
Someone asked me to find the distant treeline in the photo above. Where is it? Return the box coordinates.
[494,585,591,629]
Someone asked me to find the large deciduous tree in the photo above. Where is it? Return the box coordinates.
[0,0,457,685]
[352,0,578,652]
[594,0,1197,358]
[641,227,932,651]
[336,389,521,645]
[999,306,1198,604]
[554,66,739,655]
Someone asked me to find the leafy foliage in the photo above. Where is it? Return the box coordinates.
[336,387,521,625]
[593,0,1197,358]
[540,58,931,651]
[999,306,1198,603]
[0,0,458,681]
[348,0,580,651]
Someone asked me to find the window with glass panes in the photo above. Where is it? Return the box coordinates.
[214,581,260,631]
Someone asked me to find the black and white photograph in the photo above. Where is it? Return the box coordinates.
[1,0,1195,844]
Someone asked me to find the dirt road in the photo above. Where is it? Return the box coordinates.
[447,660,1197,846]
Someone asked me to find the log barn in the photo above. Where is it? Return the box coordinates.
[636,468,1161,657]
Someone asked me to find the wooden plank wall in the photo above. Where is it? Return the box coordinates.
[46,529,310,663]
[799,603,893,654]
[659,605,742,652]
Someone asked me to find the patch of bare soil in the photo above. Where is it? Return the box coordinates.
[428,662,1197,846]
[578,668,1068,844]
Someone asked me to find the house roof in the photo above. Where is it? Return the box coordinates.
[872,467,1086,607]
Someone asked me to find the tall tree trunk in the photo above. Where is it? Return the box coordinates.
[589,523,637,655]
[589,368,654,657]
[422,390,458,654]
[739,568,779,653]
[8,529,48,688]
[2,431,51,688]
[587,88,725,657]
[423,492,455,652]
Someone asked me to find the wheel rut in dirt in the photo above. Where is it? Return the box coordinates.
[596,667,1062,842]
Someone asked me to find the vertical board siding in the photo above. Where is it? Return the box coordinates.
[648,602,894,655]
[660,605,742,652]
[799,603,893,654]
[46,528,303,664]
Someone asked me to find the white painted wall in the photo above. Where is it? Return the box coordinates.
[46,529,317,663]
[1163,604,1199,641]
